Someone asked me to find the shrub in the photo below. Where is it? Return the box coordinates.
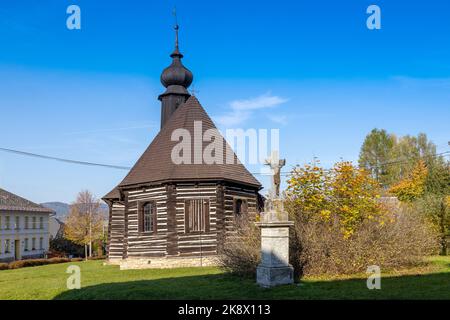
[218,204,439,279]
[87,255,106,261]
[50,235,84,258]
[0,263,9,270]
[217,218,260,277]
[290,205,439,276]
[413,194,450,255]
[4,257,84,270]
[218,160,441,279]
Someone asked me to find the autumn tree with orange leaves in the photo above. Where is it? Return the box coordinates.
[286,160,384,238]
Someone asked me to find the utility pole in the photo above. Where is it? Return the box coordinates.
[89,204,92,258]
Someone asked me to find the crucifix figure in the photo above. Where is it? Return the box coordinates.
[265,151,286,198]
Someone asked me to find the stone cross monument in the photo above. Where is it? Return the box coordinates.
[256,152,294,288]
[264,152,286,199]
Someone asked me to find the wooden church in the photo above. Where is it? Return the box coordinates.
[103,25,262,269]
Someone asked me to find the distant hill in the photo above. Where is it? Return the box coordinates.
[41,202,108,221]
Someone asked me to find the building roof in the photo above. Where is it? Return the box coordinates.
[116,96,261,190]
[103,187,120,200]
[0,188,54,213]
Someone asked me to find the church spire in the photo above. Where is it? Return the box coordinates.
[158,12,193,129]
[171,18,181,55]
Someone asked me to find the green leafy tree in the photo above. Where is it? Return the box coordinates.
[389,133,437,183]
[424,158,450,255]
[358,129,396,187]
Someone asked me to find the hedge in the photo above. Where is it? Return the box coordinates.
[0,257,84,270]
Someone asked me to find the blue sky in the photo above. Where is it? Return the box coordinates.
[0,0,449,203]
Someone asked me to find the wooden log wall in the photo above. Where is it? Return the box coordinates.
[124,186,168,258]
[174,183,218,257]
[223,185,258,240]
[107,202,125,259]
[107,183,259,260]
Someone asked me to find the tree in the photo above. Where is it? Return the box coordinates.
[389,160,428,202]
[423,158,450,255]
[390,156,450,255]
[389,134,436,182]
[358,129,396,187]
[286,160,384,238]
[331,161,383,238]
[359,130,438,188]
[64,190,105,259]
[415,194,450,255]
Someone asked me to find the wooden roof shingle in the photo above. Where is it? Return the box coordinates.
[117,96,261,190]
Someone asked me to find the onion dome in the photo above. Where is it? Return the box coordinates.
[159,25,193,96]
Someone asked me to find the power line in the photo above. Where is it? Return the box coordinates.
[375,151,450,167]
[0,147,131,170]
[281,151,450,176]
[1,146,448,175]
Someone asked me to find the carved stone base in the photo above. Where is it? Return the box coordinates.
[256,264,294,288]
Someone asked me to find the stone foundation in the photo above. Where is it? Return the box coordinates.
[256,221,294,288]
[106,256,220,270]
[257,265,294,288]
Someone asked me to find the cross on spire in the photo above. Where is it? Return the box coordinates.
[172,7,180,53]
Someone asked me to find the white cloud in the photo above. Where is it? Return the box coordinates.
[215,92,288,127]
[230,93,288,111]
[267,114,289,125]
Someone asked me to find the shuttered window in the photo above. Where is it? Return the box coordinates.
[184,199,210,233]
[234,198,248,216]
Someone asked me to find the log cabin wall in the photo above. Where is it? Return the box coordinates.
[107,202,125,260]
[223,185,258,240]
[107,182,260,261]
[123,186,168,258]
[174,183,218,257]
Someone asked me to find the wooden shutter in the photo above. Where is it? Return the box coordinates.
[139,202,144,233]
[204,200,210,232]
[152,202,157,233]
[185,200,190,233]
[184,199,210,233]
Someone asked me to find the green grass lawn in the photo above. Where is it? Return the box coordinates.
[0,256,449,300]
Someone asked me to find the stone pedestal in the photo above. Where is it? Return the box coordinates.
[256,221,294,288]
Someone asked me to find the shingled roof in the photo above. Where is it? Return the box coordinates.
[0,188,54,213]
[103,187,120,201]
[117,96,261,189]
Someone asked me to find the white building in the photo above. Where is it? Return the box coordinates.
[0,188,54,262]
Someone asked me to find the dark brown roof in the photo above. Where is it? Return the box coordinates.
[117,96,261,189]
[0,188,54,213]
[103,187,120,200]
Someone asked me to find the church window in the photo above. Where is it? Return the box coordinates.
[140,201,156,233]
[234,198,248,216]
